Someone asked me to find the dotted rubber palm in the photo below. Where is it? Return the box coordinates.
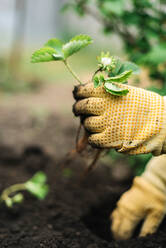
[73,82,166,155]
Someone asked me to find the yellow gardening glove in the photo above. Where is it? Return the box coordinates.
[73,82,166,155]
[111,155,166,240]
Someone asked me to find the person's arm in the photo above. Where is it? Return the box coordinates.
[111,155,166,240]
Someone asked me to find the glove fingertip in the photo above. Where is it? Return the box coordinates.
[73,85,79,100]
[72,102,79,116]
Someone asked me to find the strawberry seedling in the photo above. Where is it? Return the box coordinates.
[31,35,140,96]
[31,34,140,174]
[0,171,49,208]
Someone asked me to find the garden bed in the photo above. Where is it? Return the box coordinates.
[0,108,166,247]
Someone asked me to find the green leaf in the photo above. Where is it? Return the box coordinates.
[52,54,64,61]
[31,38,64,63]
[44,38,63,55]
[5,198,13,208]
[25,171,49,200]
[104,82,129,96]
[25,182,49,200]
[119,62,140,75]
[28,171,47,185]
[111,58,123,75]
[93,74,105,88]
[12,193,24,204]
[93,76,100,88]
[31,47,57,63]
[63,34,93,59]
[106,70,132,83]
[99,74,105,83]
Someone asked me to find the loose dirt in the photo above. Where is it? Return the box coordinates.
[0,83,166,248]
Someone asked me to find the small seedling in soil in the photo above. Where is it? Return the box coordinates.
[0,171,49,208]
[31,35,140,174]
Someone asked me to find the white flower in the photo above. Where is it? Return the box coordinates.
[101,57,112,67]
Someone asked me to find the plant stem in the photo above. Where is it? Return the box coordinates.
[64,60,83,84]
[92,68,102,80]
[0,183,26,202]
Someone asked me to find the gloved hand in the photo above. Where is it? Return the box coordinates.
[111,155,166,240]
[73,82,166,155]
[111,176,166,240]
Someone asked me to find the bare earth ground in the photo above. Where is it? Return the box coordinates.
[0,83,166,247]
[0,82,77,156]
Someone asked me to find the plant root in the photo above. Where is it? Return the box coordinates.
[76,130,89,153]
[81,149,102,181]
[61,125,89,168]
[62,122,103,178]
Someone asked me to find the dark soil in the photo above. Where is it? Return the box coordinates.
[0,106,165,248]
[0,145,166,248]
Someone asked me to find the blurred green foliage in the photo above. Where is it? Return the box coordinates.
[64,0,166,175]
[108,150,152,176]
[64,0,166,88]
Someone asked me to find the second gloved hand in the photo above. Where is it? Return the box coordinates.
[73,82,166,155]
[111,154,166,240]
[111,176,166,240]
